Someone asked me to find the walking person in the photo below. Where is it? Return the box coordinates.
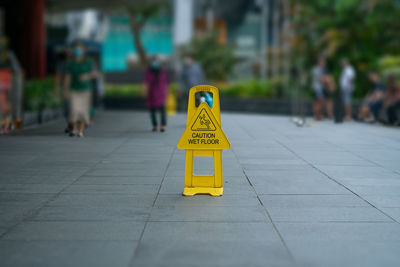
[144,57,168,132]
[64,42,96,137]
[340,59,356,121]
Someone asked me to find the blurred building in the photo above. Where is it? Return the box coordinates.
[0,0,280,79]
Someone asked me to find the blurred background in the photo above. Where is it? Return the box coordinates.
[0,0,399,131]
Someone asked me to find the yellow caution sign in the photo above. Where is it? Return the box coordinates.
[177,85,230,196]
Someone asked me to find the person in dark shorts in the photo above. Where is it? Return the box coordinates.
[312,58,333,119]
[322,75,335,119]
[358,71,384,123]
[384,75,400,126]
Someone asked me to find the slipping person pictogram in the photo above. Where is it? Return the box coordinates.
[191,108,216,131]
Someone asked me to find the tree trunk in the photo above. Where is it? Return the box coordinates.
[130,16,148,67]
[282,0,291,89]
[272,0,280,79]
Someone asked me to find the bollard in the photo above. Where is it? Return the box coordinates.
[177,85,230,196]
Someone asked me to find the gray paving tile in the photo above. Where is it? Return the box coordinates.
[286,240,400,267]
[365,195,400,208]
[132,222,292,267]
[0,240,136,267]
[63,184,159,194]
[3,221,145,240]
[85,168,166,177]
[259,194,369,208]
[0,193,54,206]
[0,227,7,235]
[381,208,400,222]
[155,194,261,207]
[0,205,38,222]
[150,205,267,222]
[48,193,156,208]
[250,176,349,195]
[75,175,163,185]
[244,167,316,178]
[352,185,400,196]
[275,222,400,241]
[31,206,149,221]
[2,110,400,267]
[268,206,392,222]
[0,184,66,194]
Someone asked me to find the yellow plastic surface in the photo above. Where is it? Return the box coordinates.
[177,85,230,197]
[177,102,230,150]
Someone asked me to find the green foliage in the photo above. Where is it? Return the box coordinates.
[105,83,178,98]
[219,80,279,98]
[24,78,60,111]
[378,55,400,78]
[126,3,167,25]
[189,33,237,81]
[105,84,143,98]
[294,0,400,98]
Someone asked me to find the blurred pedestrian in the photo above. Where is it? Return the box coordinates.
[54,49,72,133]
[64,42,96,137]
[0,37,13,133]
[90,59,103,126]
[311,58,326,120]
[144,57,168,132]
[384,75,400,126]
[181,53,205,108]
[357,71,384,123]
[340,58,356,121]
[322,75,335,119]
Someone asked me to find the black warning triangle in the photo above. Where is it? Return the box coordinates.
[190,108,216,131]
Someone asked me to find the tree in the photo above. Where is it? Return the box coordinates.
[190,32,236,81]
[291,0,400,97]
[127,3,165,67]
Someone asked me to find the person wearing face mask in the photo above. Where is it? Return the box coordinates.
[143,56,168,132]
[64,42,96,137]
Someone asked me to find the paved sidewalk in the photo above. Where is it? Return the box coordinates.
[0,111,400,267]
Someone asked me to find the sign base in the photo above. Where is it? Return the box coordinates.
[183,187,223,197]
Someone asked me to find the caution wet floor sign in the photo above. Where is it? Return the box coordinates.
[177,102,230,150]
[177,85,230,196]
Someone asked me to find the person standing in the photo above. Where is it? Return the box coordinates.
[181,53,205,108]
[311,58,326,120]
[64,42,96,137]
[144,57,168,132]
[340,59,356,121]
[322,74,335,119]
[384,75,400,126]
[357,71,384,122]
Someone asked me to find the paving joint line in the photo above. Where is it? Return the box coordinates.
[128,146,176,266]
[231,146,294,260]
[0,136,131,240]
[276,140,400,224]
[325,140,400,176]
